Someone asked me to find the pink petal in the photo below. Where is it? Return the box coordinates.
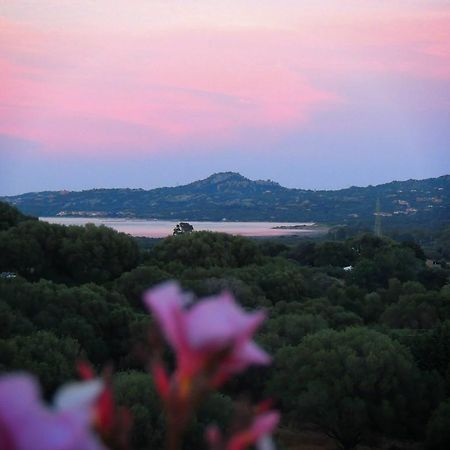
[227,411,280,450]
[186,294,239,350]
[17,412,85,450]
[186,292,265,350]
[250,412,280,439]
[0,373,39,404]
[0,374,105,450]
[0,374,41,438]
[205,424,223,447]
[225,341,271,374]
[53,380,103,412]
[144,282,188,351]
[236,311,266,343]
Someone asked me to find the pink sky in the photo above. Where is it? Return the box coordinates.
[0,1,449,193]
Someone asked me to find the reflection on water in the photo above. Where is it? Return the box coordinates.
[39,217,321,238]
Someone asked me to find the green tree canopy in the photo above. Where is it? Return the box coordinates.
[151,231,262,268]
[0,201,36,231]
[426,399,450,450]
[270,327,443,449]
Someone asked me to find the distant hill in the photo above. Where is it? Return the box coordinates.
[2,172,449,228]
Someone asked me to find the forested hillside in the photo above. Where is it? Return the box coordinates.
[2,172,449,228]
[1,201,450,449]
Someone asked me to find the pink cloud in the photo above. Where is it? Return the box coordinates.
[0,21,340,154]
[0,4,449,156]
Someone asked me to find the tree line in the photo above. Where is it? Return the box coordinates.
[1,201,450,449]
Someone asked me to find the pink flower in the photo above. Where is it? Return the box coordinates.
[77,361,132,448]
[0,373,107,450]
[206,410,280,450]
[144,282,270,390]
[228,411,279,450]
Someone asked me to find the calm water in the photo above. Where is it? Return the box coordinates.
[39,217,321,238]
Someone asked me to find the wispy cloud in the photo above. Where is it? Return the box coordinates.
[0,1,449,167]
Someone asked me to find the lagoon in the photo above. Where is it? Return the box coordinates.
[39,217,324,238]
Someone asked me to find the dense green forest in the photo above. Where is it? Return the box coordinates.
[1,201,450,449]
[2,172,449,228]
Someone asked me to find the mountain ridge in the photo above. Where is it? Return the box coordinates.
[5,171,449,196]
[2,172,449,228]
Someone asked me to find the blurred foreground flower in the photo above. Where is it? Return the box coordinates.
[206,403,280,450]
[0,373,106,450]
[144,281,274,450]
[0,281,279,450]
[77,362,132,449]
[144,282,270,390]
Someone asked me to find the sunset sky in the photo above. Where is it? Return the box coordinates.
[1,1,449,195]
